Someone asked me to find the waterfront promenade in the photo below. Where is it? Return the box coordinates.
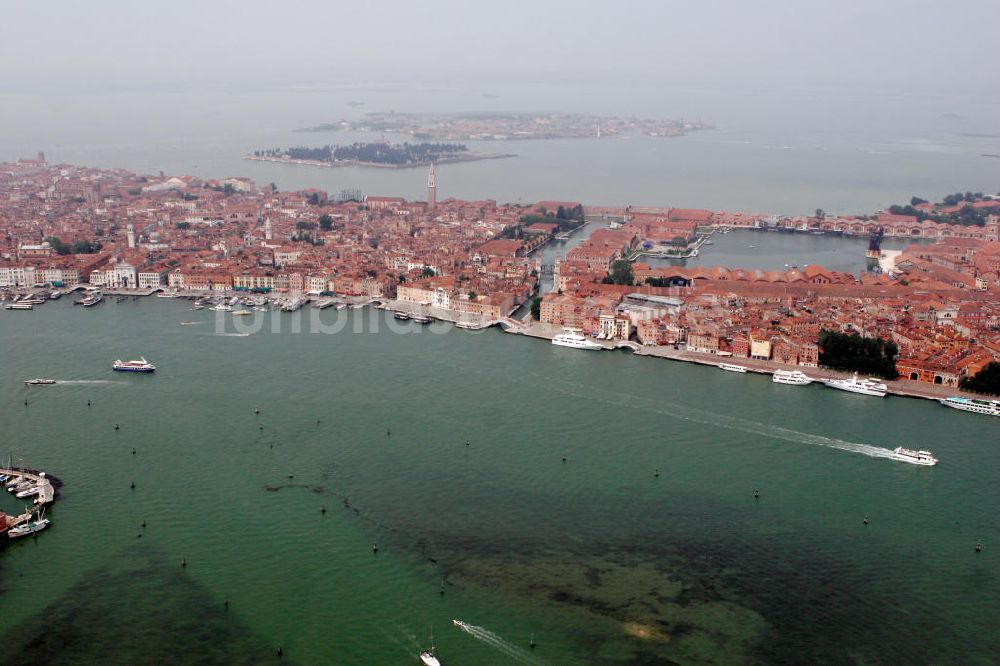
[509,320,984,404]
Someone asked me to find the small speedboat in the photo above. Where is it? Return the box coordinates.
[24,378,57,385]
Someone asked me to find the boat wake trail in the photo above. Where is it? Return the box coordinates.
[53,380,128,385]
[453,621,543,664]
[213,332,251,337]
[465,360,897,461]
[705,412,897,460]
[591,388,898,461]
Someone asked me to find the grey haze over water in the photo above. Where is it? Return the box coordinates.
[2,0,999,213]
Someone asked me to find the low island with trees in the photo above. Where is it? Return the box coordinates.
[246,141,515,169]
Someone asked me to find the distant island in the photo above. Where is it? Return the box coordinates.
[295,111,713,141]
[246,141,515,169]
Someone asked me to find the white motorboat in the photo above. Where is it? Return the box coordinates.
[552,330,603,350]
[823,373,887,397]
[939,396,1000,417]
[113,357,156,373]
[74,292,103,307]
[24,378,57,385]
[16,485,40,499]
[772,370,813,385]
[9,479,35,493]
[4,302,33,310]
[891,447,938,466]
[718,362,748,373]
[211,303,233,312]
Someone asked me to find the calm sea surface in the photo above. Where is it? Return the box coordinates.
[0,297,998,664]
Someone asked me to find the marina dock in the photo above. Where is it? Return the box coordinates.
[1,467,56,506]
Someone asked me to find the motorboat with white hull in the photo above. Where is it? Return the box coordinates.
[823,373,887,397]
[891,447,938,466]
[113,357,156,373]
[718,362,748,373]
[74,293,103,307]
[24,378,57,385]
[772,370,813,385]
[552,330,604,350]
[15,485,40,499]
[939,396,1000,417]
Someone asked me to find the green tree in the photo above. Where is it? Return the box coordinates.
[815,208,825,220]
[530,295,543,320]
[959,362,1000,395]
[296,221,317,230]
[468,291,477,300]
[818,329,898,379]
[420,266,436,278]
[606,259,634,286]
[319,214,334,231]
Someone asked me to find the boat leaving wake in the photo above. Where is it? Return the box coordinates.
[452,620,544,664]
[53,380,128,385]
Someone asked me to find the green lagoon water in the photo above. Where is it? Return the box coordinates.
[1,298,998,664]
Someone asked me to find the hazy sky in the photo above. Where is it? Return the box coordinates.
[3,0,999,93]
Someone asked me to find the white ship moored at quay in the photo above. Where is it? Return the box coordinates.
[823,373,888,397]
[551,329,604,350]
[718,362,748,373]
[939,396,1000,417]
[772,369,813,385]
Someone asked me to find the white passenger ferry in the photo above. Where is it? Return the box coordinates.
[823,373,887,397]
[891,447,939,466]
[718,362,748,373]
[112,357,156,373]
[939,396,1000,417]
[772,370,813,385]
[552,330,603,350]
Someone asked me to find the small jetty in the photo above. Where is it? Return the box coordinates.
[1,467,56,506]
[1,467,58,542]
